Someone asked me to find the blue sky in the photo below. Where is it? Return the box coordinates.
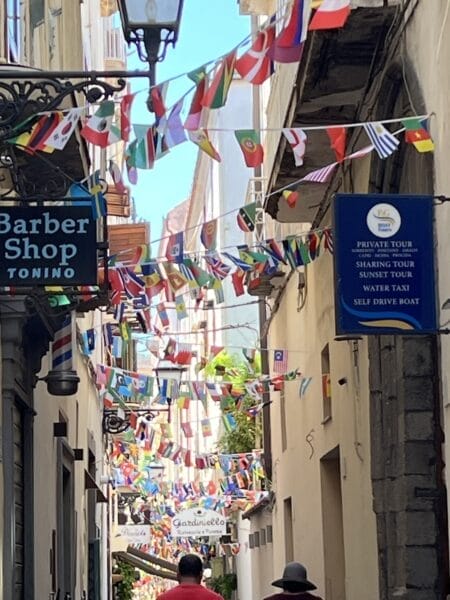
[127,1,250,244]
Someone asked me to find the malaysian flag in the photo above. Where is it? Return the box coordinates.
[363,123,399,159]
[273,349,288,373]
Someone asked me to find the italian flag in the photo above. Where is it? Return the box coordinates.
[309,0,351,30]
[81,100,119,148]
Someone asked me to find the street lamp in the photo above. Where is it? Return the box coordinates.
[117,0,184,111]
[154,359,187,422]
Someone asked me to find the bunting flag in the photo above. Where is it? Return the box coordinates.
[108,160,127,194]
[188,129,221,162]
[117,267,146,299]
[402,118,434,153]
[163,262,188,293]
[363,122,399,159]
[222,413,237,433]
[235,24,276,85]
[242,348,256,363]
[237,202,257,232]
[81,100,119,148]
[157,302,170,328]
[175,343,193,365]
[204,253,232,280]
[302,162,337,183]
[45,107,84,151]
[309,0,351,30]
[201,418,213,437]
[150,82,169,119]
[185,68,207,130]
[112,336,123,359]
[200,220,217,251]
[157,99,187,149]
[87,170,108,219]
[269,0,311,63]
[299,376,313,397]
[165,232,184,263]
[235,129,264,168]
[120,93,135,141]
[202,50,236,109]
[181,422,194,438]
[282,189,299,208]
[175,295,188,320]
[177,396,191,410]
[283,128,307,166]
[210,345,224,358]
[273,349,288,373]
[231,270,246,296]
[8,112,63,153]
[326,126,347,162]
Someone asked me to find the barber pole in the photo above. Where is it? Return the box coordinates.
[45,312,79,395]
[52,315,73,371]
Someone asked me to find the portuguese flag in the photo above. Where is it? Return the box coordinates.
[235,129,264,167]
[402,118,434,153]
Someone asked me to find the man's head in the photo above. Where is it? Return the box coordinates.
[177,554,203,584]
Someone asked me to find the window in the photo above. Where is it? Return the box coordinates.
[6,0,21,62]
[283,497,294,562]
[321,344,332,423]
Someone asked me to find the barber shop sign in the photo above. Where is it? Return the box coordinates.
[0,206,97,286]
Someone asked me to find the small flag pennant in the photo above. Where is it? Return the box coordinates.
[45,107,84,151]
[237,201,257,232]
[282,128,307,166]
[235,24,276,85]
[402,118,435,153]
[175,294,188,320]
[363,122,400,159]
[188,129,221,162]
[269,0,311,64]
[282,190,299,208]
[326,126,347,162]
[235,129,264,168]
[309,0,351,31]
[202,50,236,109]
[200,219,217,251]
[273,349,288,373]
[201,418,212,437]
[81,100,120,148]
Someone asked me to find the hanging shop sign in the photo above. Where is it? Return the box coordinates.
[171,508,227,538]
[0,206,97,286]
[116,525,151,546]
[333,193,436,335]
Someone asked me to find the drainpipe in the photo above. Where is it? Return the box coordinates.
[251,14,272,481]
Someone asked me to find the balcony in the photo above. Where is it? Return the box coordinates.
[106,184,130,218]
[264,3,397,225]
[104,26,126,71]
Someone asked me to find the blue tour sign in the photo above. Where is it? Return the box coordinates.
[333,193,437,335]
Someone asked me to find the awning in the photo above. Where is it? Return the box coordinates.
[114,551,178,581]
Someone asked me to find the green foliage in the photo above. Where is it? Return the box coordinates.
[205,351,262,454]
[210,573,237,600]
[115,561,136,600]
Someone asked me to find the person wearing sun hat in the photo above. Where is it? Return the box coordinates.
[263,562,323,599]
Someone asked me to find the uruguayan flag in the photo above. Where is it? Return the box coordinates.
[363,122,400,159]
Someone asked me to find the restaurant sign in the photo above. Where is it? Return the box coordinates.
[116,525,151,546]
[0,206,97,286]
[171,508,227,538]
[333,193,436,335]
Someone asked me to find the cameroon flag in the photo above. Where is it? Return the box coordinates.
[235,129,264,167]
[402,118,434,153]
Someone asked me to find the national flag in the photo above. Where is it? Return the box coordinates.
[235,24,276,85]
[179,261,200,290]
[322,228,333,253]
[157,99,187,149]
[213,279,225,304]
[185,67,207,130]
[108,160,127,194]
[269,0,311,63]
[175,343,193,365]
[204,253,232,280]
[178,396,191,410]
[183,258,211,287]
[136,308,151,333]
[282,128,307,166]
[165,232,184,263]
[242,348,256,363]
[117,267,146,299]
[223,253,254,272]
[114,302,126,323]
[81,100,119,148]
[235,129,264,168]
[301,162,337,183]
[345,145,373,160]
[120,93,135,141]
[200,219,217,251]
[188,129,221,161]
[175,294,188,320]
[112,336,123,359]
[282,190,299,208]
[45,107,84,150]
[273,349,288,373]
[326,126,347,162]
[150,82,169,118]
[85,170,107,219]
[201,418,212,437]
[363,122,400,159]
[163,262,187,293]
[157,302,170,328]
[222,413,237,433]
[202,50,236,109]
[8,112,63,153]
[402,118,435,153]
[133,125,157,169]
[264,239,286,264]
[309,0,350,30]
[231,269,246,296]
[237,201,258,232]
[181,422,193,438]
[299,376,313,397]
